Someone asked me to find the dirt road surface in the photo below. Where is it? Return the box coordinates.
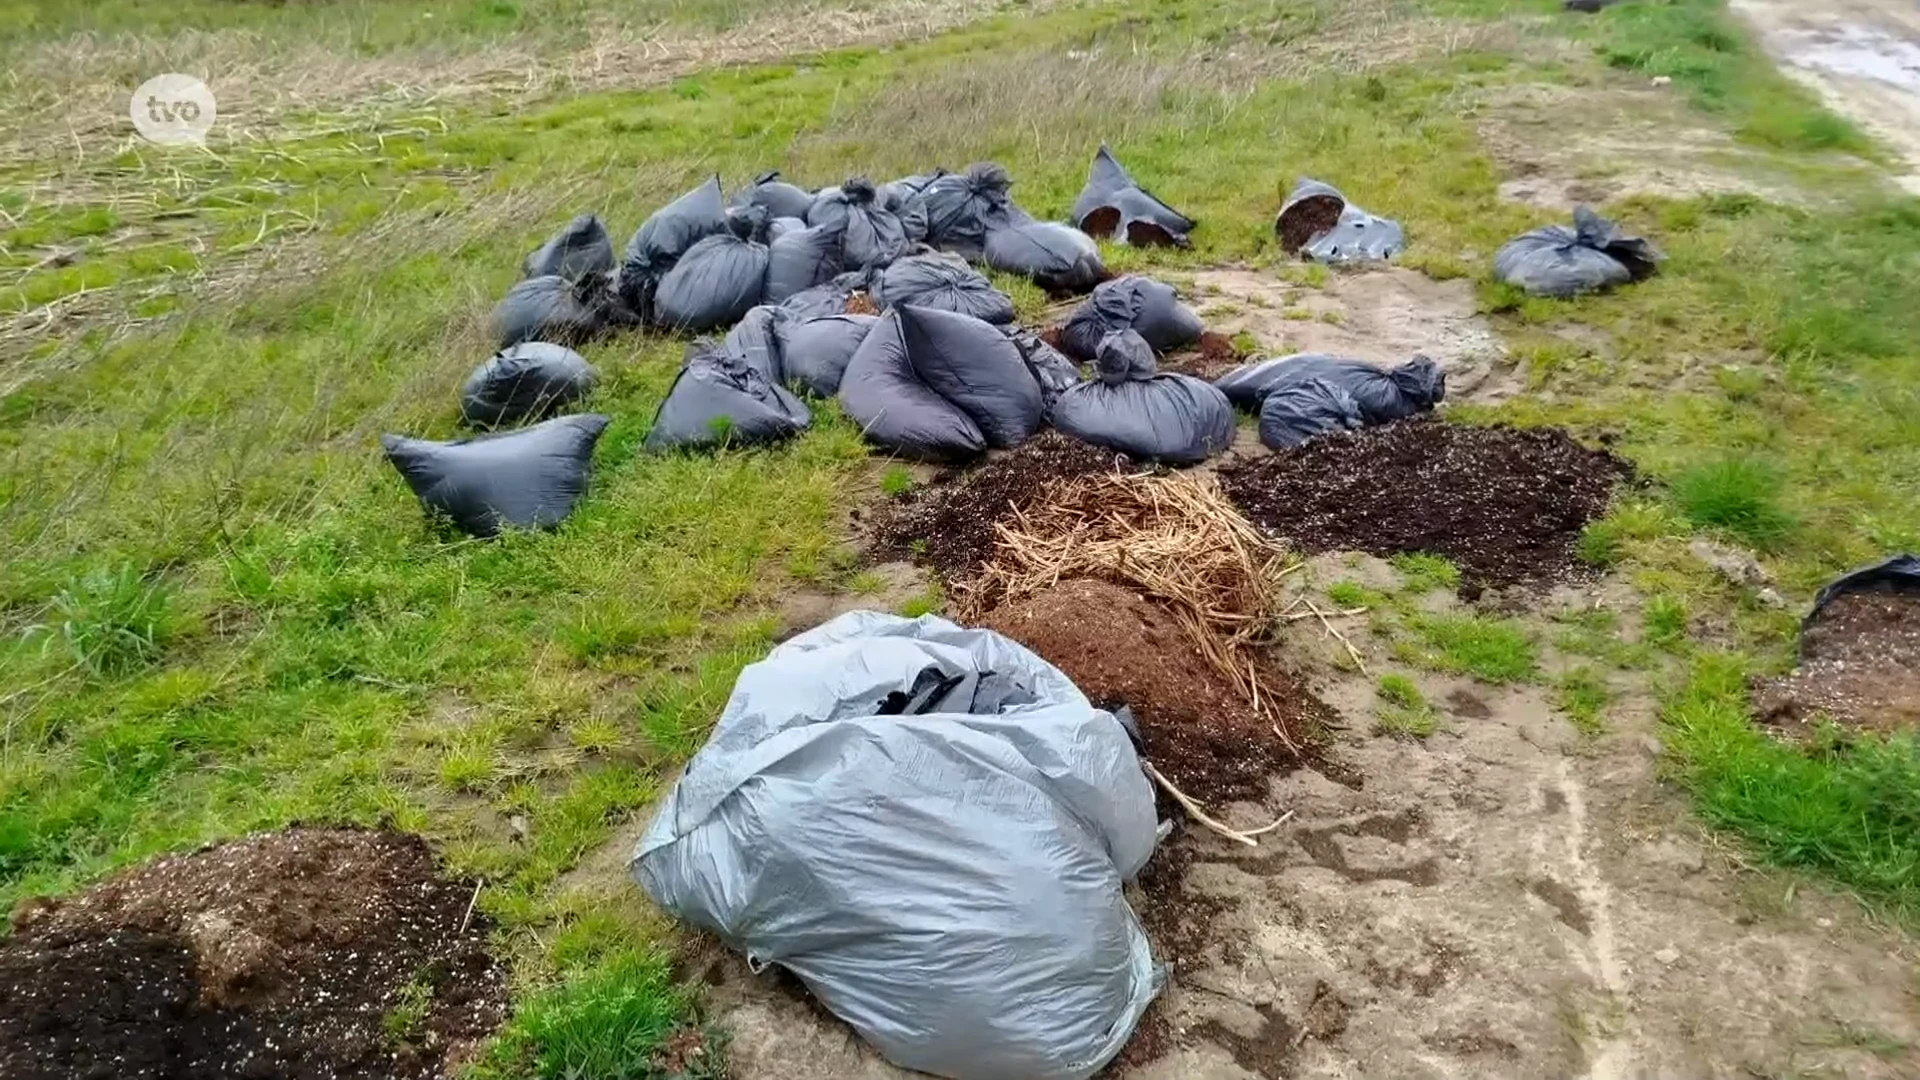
[1733,0,1920,191]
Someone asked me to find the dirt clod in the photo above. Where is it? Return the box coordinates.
[980,579,1301,804]
[1219,419,1630,589]
[0,827,506,1080]
[1751,591,1920,736]
[869,432,1132,586]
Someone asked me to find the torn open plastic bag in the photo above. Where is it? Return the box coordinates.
[1052,331,1235,465]
[1275,180,1404,263]
[1214,353,1445,424]
[630,610,1163,1080]
[1805,555,1920,638]
[730,170,816,221]
[807,177,912,270]
[492,272,637,348]
[984,221,1107,294]
[460,342,598,428]
[777,313,878,398]
[1493,207,1662,298]
[870,252,1016,325]
[645,346,811,452]
[652,208,772,332]
[382,413,609,538]
[523,213,615,280]
[1059,275,1204,360]
[1258,378,1366,449]
[921,163,1032,260]
[1070,144,1195,248]
[1006,327,1083,413]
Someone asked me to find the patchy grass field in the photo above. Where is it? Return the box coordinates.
[3,0,1920,1071]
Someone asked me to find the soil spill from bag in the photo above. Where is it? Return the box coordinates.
[1219,418,1630,590]
[0,827,507,1080]
[865,431,1133,586]
[1752,591,1920,736]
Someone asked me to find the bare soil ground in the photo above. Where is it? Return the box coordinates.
[1752,591,1920,737]
[1733,0,1920,192]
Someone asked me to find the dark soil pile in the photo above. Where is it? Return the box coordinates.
[1219,418,1630,590]
[866,431,1133,586]
[0,827,506,1080]
[1752,591,1920,736]
[1158,332,1245,380]
[980,579,1302,803]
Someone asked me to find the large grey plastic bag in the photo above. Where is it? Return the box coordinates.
[523,213,615,280]
[653,209,772,332]
[631,610,1163,1080]
[780,270,868,319]
[984,221,1106,294]
[645,346,811,452]
[1070,144,1195,248]
[871,252,1015,325]
[721,305,790,383]
[1215,353,1445,422]
[492,272,636,348]
[1258,378,1365,449]
[1059,275,1203,359]
[838,311,983,461]
[1494,207,1662,298]
[1275,180,1404,264]
[764,219,845,303]
[806,177,911,270]
[382,414,608,538]
[777,313,877,397]
[730,170,815,221]
[922,162,1031,259]
[461,342,598,428]
[1052,330,1235,465]
[620,176,730,315]
[1007,327,1083,412]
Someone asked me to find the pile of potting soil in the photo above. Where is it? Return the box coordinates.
[866,431,1133,585]
[0,828,506,1080]
[1751,592,1920,736]
[1218,418,1630,590]
[979,578,1304,803]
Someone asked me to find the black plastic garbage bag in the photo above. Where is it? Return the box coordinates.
[1059,275,1204,360]
[493,272,637,347]
[731,170,815,221]
[524,213,615,280]
[881,171,943,243]
[840,309,1024,462]
[646,346,811,452]
[461,342,598,428]
[1070,145,1195,248]
[870,252,1015,325]
[807,177,911,270]
[768,216,809,243]
[1214,353,1445,423]
[1052,361,1235,466]
[1257,378,1365,449]
[1805,555,1920,635]
[765,219,846,304]
[1006,327,1083,412]
[779,270,868,319]
[620,176,730,316]
[921,163,1032,260]
[1275,180,1404,263]
[777,314,878,398]
[899,305,1044,449]
[721,304,792,384]
[984,222,1106,294]
[382,414,609,537]
[1493,207,1662,298]
[653,208,772,332]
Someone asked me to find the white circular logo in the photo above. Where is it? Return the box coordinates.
[130,74,216,146]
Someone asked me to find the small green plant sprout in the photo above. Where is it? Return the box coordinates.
[880,465,914,497]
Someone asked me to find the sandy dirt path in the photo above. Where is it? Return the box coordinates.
[1732,0,1920,191]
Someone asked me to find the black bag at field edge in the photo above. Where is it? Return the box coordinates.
[1069,144,1195,248]
[1214,353,1445,423]
[921,162,1032,260]
[653,207,774,332]
[492,272,637,348]
[645,346,812,452]
[524,213,615,280]
[1059,275,1204,360]
[731,170,816,221]
[382,414,610,538]
[1493,207,1662,298]
[983,222,1107,294]
[460,342,598,428]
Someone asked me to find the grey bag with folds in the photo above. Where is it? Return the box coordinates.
[1215,353,1445,422]
[984,221,1107,294]
[1069,144,1195,248]
[1257,378,1365,449]
[1275,180,1404,264]
[807,177,911,270]
[1059,274,1203,359]
[838,306,1044,461]
[764,218,845,304]
[921,162,1031,259]
[1006,327,1084,413]
[652,208,773,332]
[645,346,811,452]
[631,610,1164,1080]
[730,170,816,221]
[777,313,878,397]
[492,272,637,348]
[721,305,790,383]
[460,342,598,428]
[1493,207,1662,298]
[870,252,1015,325]
[1052,330,1235,465]
[381,414,609,538]
[523,213,615,280]
[779,269,868,319]
[620,176,730,315]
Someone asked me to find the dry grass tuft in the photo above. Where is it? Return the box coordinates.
[962,470,1301,749]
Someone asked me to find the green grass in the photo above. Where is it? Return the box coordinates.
[1374,672,1440,738]
[1673,456,1798,551]
[1327,579,1389,610]
[1389,552,1462,593]
[1398,614,1539,685]
[880,465,914,497]
[1644,594,1691,651]
[1377,673,1427,710]
[475,948,709,1080]
[1554,667,1612,735]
